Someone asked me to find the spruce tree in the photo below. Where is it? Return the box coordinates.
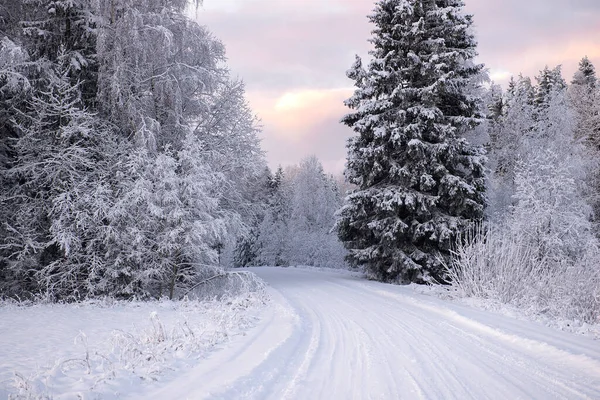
[534,65,566,109]
[337,0,486,283]
[572,56,597,88]
[21,0,98,106]
[5,50,118,299]
[570,57,600,147]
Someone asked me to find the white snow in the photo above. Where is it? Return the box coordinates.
[136,267,600,399]
[3,267,600,399]
[0,292,267,399]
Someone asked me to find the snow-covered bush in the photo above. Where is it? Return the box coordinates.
[182,270,267,301]
[449,224,600,324]
[446,225,544,304]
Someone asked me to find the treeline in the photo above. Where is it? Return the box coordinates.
[233,156,346,270]
[0,0,266,300]
[463,60,600,322]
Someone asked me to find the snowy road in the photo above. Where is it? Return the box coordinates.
[137,267,600,399]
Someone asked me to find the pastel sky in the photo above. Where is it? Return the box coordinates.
[196,0,600,173]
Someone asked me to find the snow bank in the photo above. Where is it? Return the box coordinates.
[408,283,600,340]
[0,274,269,399]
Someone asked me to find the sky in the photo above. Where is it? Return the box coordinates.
[195,0,600,174]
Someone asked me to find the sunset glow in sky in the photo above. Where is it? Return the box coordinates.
[196,0,600,173]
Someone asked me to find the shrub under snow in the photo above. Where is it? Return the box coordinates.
[447,225,600,324]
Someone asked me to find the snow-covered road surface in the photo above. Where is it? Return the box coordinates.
[137,267,600,399]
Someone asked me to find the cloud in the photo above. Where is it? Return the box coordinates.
[465,0,600,81]
[248,88,350,135]
[246,88,353,172]
[489,70,512,84]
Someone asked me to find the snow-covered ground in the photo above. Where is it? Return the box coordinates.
[136,267,600,399]
[3,267,600,399]
[0,289,268,399]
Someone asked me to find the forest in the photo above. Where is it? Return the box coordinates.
[0,0,599,326]
[1,0,600,398]
[0,0,346,302]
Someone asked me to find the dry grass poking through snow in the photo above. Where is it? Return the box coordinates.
[443,225,600,336]
[2,271,269,399]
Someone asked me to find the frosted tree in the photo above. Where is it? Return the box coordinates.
[0,37,30,169]
[249,159,346,269]
[485,83,504,122]
[572,56,597,87]
[0,0,265,299]
[1,2,22,38]
[255,167,289,266]
[192,79,266,265]
[569,57,599,148]
[0,37,31,294]
[337,0,486,283]
[106,134,230,299]
[2,52,119,299]
[94,0,264,288]
[511,84,596,265]
[96,0,224,150]
[20,0,98,105]
[486,75,536,220]
[568,57,600,226]
[534,65,567,109]
[284,157,346,268]
[232,166,273,267]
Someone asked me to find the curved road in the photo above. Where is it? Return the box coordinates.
[141,267,600,399]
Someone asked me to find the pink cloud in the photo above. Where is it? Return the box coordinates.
[197,0,600,172]
[247,88,353,172]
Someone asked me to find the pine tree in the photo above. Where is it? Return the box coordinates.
[21,0,98,106]
[337,0,486,283]
[0,37,30,172]
[0,36,32,295]
[534,65,566,109]
[572,56,597,88]
[486,83,504,122]
[570,57,600,147]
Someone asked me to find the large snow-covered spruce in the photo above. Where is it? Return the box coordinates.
[337,0,486,283]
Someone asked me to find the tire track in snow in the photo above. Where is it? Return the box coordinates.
[141,268,600,399]
[333,278,600,399]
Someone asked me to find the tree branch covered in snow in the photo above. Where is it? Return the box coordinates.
[0,0,265,301]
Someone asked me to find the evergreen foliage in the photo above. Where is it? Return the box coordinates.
[569,57,600,148]
[458,64,600,323]
[4,51,119,298]
[337,0,486,283]
[572,56,597,87]
[534,65,566,109]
